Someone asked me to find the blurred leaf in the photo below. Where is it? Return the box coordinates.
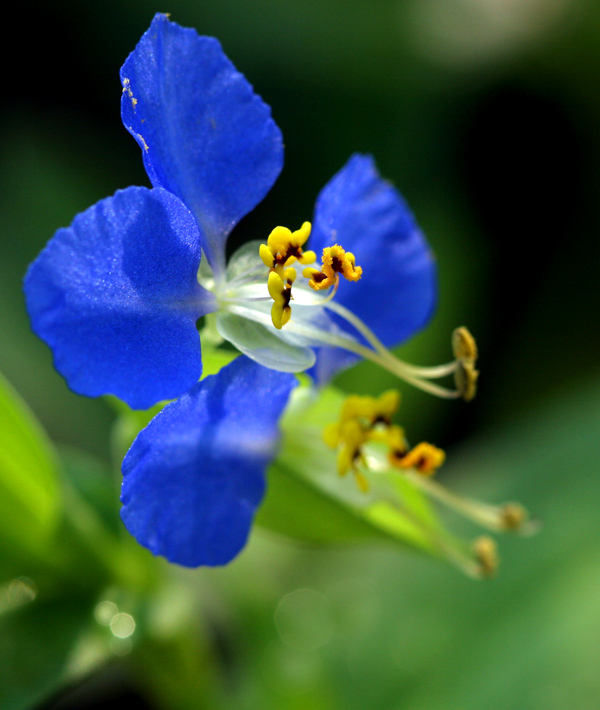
[59,447,121,535]
[0,370,60,560]
[0,591,95,710]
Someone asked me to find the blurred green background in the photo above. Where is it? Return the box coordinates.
[1,0,599,708]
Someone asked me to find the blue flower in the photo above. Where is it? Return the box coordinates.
[24,13,437,411]
[23,14,449,567]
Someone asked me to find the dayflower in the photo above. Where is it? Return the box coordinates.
[23,14,475,566]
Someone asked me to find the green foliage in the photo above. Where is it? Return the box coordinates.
[0,591,96,710]
[0,371,60,570]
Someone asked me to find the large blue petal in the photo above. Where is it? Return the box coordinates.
[308,154,437,383]
[120,13,284,277]
[24,186,215,410]
[120,356,296,567]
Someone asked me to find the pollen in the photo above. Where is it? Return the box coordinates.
[392,442,445,476]
[259,222,316,278]
[304,244,362,291]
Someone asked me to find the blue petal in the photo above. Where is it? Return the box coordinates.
[120,356,296,567]
[120,13,284,277]
[309,154,437,383]
[24,186,215,410]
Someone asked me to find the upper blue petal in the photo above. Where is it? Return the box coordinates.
[120,356,296,567]
[120,13,284,277]
[308,154,437,383]
[24,186,215,410]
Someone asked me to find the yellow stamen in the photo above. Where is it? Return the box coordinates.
[383,425,409,463]
[267,268,295,330]
[259,222,316,278]
[455,361,479,402]
[339,390,400,427]
[452,326,479,401]
[304,244,363,290]
[473,536,498,577]
[393,442,445,476]
[260,222,317,328]
[452,326,478,361]
[499,502,528,531]
[324,390,401,492]
[323,392,532,564]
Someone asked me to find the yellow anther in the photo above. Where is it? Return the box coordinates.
[393,442,445,476]
[323,422,342,448]
[384,425,409,464]
[259,222,316,278]
[325,389,401,493]
[259,243,275,268]
[268,269,295,330]
[455,360,479,402]
[261,223,316,327]
[339,390,400,427]
[303,266,328,288]
[452,327,479,401]
[305,244,363,291]
[374,390,400,423]
[299,249,317,265]
[453,326,478,362]
[334,419,369,477]
[473,536,498,577]
[340,394,377,424]
[499,502,528,531]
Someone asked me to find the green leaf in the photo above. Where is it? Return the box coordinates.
[0,371,60,558]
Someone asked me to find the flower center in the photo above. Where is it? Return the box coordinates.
[259,222,363,329]
[201,224,480,402]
